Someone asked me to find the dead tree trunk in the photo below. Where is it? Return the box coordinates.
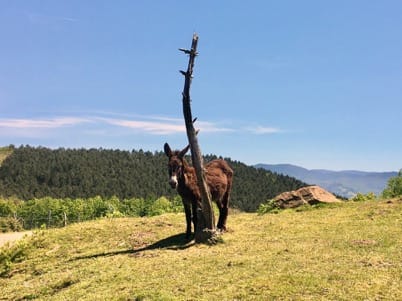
[179,33,216,243]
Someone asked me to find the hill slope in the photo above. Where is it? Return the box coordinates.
[0,146,305,211]
[1,199,401,300]
[256,163,397,198]
[0,146,13,166]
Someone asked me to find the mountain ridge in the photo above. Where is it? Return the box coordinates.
[255,163,398,198]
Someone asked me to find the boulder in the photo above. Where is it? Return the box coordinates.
[273,185,342,209]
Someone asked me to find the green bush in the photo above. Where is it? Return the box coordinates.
[119,198,149,217]
[382,171,402,198]
[17,197,67,229]
[169,195,184,213]
[0,217,24,233]
[148,197,174,216]
[0,239,30,277]
[0,195,183,231]
[257,199,281,214]
[350,192,377,202]
[0,200,15,216]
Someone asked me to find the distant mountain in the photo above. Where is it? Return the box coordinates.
[255,164,398,198]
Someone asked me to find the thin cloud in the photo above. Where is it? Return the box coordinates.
[0,117,91,139]
[0,115,281,138]
[27,12,77,24]
[61,17,78,22]
[0,115,231,136]
[196,121,234,133]
[102,118,185,135]
[0,117,91,129]
[101,117,233,135]
[245,126,282,134]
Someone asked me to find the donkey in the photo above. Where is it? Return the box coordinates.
[164,143,233,238]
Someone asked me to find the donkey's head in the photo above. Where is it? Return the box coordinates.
[164,143,190,189]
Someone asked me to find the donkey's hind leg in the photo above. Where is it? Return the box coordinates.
[217,205,228,231]
[217,179,232,231]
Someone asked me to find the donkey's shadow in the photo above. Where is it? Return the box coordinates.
[72,233,194,261]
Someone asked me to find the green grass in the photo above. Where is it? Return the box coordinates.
[1,199,402,300]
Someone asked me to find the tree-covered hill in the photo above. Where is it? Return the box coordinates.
[0,145,305,211]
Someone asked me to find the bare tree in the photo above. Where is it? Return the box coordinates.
[179,33,217,243]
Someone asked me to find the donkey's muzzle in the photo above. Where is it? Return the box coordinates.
[169,177,178,189]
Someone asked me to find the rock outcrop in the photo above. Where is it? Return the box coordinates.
[273,185,342,209]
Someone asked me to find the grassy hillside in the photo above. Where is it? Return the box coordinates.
[1,199,401,300]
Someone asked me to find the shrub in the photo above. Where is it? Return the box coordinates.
[16,197,67,229]
[257,199,281,214]
[350,192,377,202]
[170,195,184,213]
[0,239,30,277]
[0,217,24,233]
[0,200,15,216]
[0,196,183,230]
[382,171,402,198]
[120,198,149,217]
[148,197,173,216]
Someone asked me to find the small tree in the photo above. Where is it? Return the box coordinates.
[382,169,402,198]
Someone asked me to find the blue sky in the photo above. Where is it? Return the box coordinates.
[1,1,401,172]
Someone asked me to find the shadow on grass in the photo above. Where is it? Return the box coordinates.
[72,233,195,261]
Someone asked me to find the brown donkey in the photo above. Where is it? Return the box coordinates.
[164,143,233,238]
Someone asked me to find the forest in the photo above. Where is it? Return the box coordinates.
[0,145,305,212]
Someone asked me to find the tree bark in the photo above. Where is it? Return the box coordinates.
[179,33,216,243]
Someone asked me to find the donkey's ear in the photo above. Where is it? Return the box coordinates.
[164,143,172,157]
[179,144,190,158]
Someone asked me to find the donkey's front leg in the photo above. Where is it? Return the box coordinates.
[183,201,192,239]
[191,200,198,235]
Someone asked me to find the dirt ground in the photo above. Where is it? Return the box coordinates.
[0,231,32,248]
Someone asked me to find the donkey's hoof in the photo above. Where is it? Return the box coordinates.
[217,227,227,233]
